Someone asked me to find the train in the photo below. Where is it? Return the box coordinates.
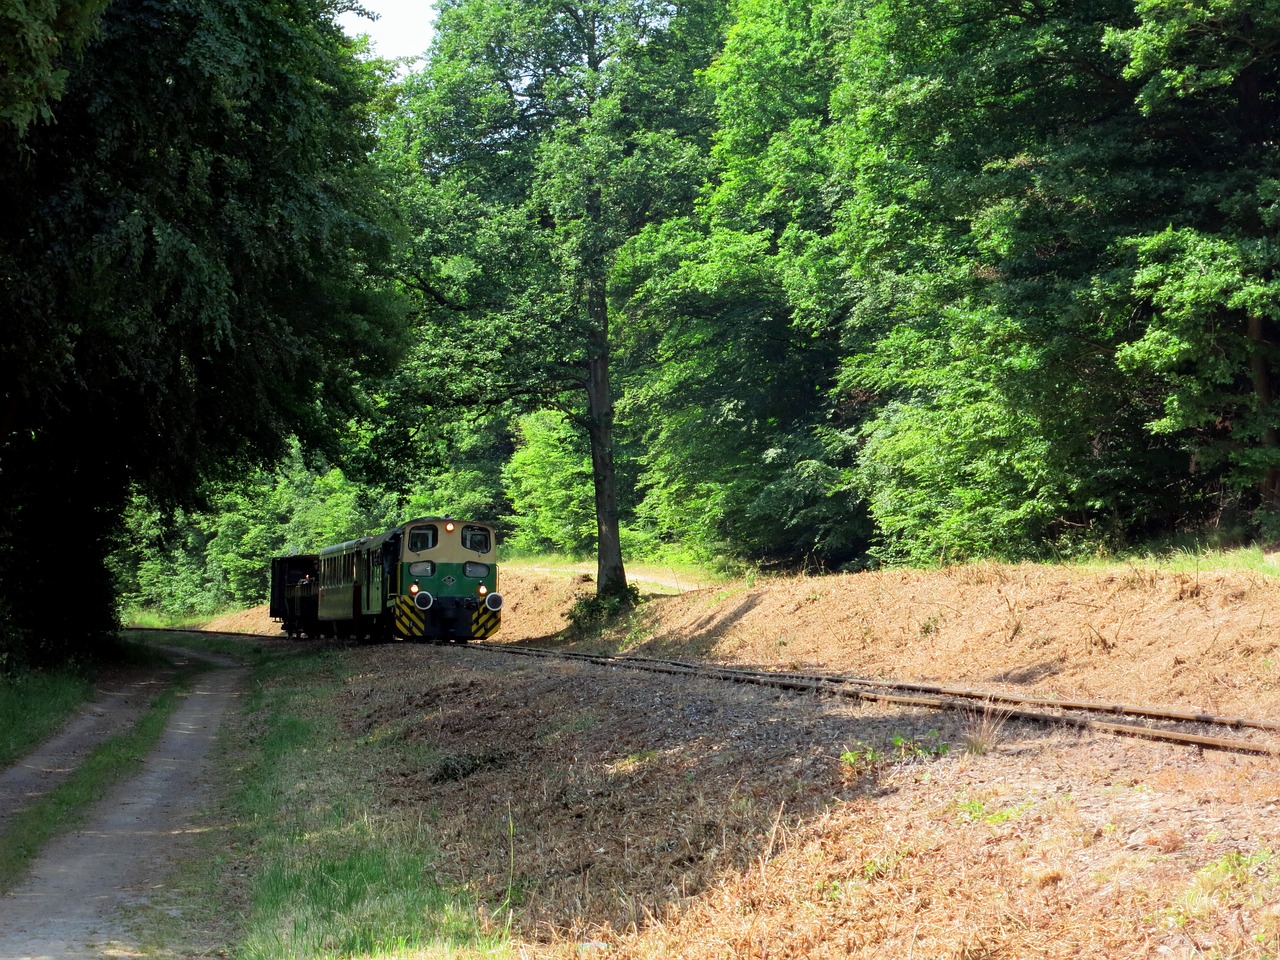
[268,516,502,643]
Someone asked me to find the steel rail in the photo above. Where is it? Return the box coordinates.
[470,642,1280,757]
[138,629,1279,756]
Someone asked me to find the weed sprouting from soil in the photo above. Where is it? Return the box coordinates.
[840,730,951,781]
[960,699,1013,755]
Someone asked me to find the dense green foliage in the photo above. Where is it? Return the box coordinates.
[112,444,402,618]
[7,0,1280,633]
[0,0,109,138]
[0,0,403,663]
[834,0,1280,562]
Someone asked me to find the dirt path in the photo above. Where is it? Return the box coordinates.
[0,648,245,959]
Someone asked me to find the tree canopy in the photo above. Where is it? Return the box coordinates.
[0,0,404,664]
[375,0,729,596]
[7,0,1280,645]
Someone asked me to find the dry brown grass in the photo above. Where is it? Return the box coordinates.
[210,561,1280,957]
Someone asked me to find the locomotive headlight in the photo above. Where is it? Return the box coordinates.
[445,520,455,532]
[409,583,419,594]
[478,584,488,596]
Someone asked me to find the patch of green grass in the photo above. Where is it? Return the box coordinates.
[0,676,187,892]
[121,605,251,630]
[124,628,267,662]
[223,648,510,960]
[0,669,95,769]
[840,730,951,778]
[536,711,598,744]
[1075,543,1280,577]
[955,795,1035,826]
[1162,849,1279,930]
[0,638,170,769]
[122,608,205,629]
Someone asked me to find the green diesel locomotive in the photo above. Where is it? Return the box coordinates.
[269,517,502,642]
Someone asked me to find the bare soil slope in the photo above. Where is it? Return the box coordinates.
[209,561,1280,720]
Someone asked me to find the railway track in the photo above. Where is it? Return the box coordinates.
[470,642,1280,757]
[136,627,1280,757]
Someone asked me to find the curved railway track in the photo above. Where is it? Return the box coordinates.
[135,628,1280,757]
[470,641,1280,757]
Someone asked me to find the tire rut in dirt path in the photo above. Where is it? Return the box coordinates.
[0,650,246,959]
[0,665,171,840]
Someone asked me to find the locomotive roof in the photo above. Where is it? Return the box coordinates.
[316,517,495,557]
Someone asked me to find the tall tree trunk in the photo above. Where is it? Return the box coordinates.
[584,185,628,598]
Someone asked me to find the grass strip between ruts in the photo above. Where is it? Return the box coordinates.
[0,670,193,893]
[0,670,96,771]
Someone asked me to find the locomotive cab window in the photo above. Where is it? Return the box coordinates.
[464,562,490,578]
[408,526,437,552]
[461,525,491,554]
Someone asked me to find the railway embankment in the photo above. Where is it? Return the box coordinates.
[193,560,1280,958]
[213,560,1280,723]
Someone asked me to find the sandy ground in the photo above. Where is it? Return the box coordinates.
[206,559,1280,722]
[329,641,1280,958]
[203,561,1280,958]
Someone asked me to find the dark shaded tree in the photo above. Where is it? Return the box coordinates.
[1106,0,1280,511]
[0,0,403,666]
[1,0,109,138]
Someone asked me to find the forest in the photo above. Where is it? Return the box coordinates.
[2,0,1278,666]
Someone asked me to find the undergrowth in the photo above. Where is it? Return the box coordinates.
[566,583,643,634]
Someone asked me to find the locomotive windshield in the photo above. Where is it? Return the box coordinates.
[461,525,491,554]
[407,525,437,552]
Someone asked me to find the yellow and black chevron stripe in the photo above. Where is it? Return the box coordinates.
[394,596,426,638]
[471,606,501,639]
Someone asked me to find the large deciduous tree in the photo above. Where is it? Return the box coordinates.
[828,0,1280,561]
[383,0,726,598]
[615,0,871,567]
[0,0,402,665]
